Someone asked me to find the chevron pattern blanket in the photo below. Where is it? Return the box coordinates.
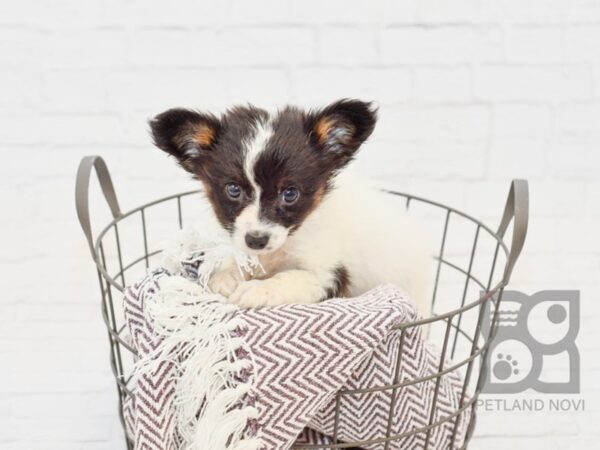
[121,235,469,450]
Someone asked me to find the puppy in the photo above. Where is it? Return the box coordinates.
[150,99,431,315]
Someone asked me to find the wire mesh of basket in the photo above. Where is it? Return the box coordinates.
[75,155,528,450]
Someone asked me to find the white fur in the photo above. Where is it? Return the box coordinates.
[242,119,272,183]
[233,119,289,254]
[294,173,431,313]
[211,172,432,317]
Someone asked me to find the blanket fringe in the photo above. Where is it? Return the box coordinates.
[160,226,263,288]
[133,273,264,450]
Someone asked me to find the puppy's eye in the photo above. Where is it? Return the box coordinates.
[225,183,242,199]
[282,186,299,204]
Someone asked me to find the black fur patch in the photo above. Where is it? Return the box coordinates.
[306,98,378,165]
[150,106,267,231]
[326,265,351,298]
[253,107,330,231]
[150,108,221,160]
[253,100,377,232]
[150,99,377,235]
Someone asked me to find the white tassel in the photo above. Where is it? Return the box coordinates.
[159,225,263,287]
[132,229,266,450]
[229,438,265,450]
[190,386,257,450]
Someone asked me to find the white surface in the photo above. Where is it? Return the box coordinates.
[1,1,599,448]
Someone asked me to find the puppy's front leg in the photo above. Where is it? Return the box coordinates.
[209,259,246,297]
[229,269,328,308]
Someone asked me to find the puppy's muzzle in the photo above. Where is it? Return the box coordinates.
[245,231,270,250]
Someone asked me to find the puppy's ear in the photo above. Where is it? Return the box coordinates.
[149,108,221,172]
[307,99,377,163]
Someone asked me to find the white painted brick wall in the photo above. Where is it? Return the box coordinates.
[1,1,599,448]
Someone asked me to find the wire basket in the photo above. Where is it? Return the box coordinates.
[75,155,528,449]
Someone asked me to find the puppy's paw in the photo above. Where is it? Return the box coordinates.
[229,279,280,308]
[208,268,242,297]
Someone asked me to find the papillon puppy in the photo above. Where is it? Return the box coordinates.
[150,99,431,315]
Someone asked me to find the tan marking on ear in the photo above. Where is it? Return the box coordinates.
[315,117,337,144]
[192,123,216,148]
[315,116,355,149]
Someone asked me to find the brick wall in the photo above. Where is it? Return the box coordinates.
[1,1,599,448]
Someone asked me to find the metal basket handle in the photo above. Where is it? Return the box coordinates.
[497,179,529,284]
[75,155,122,259]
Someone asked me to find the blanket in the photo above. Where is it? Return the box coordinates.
[121,233,469,450]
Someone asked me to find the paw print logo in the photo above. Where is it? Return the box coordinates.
[486,339,531,388]
[493,354,519,380]
[481,290,579,394]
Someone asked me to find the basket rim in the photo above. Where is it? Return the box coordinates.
[92,187,510,328]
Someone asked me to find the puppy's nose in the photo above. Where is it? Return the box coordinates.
[245,231,270,250]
